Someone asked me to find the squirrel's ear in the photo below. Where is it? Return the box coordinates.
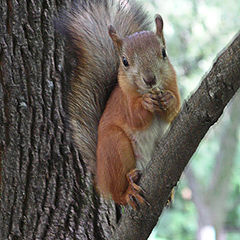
[108,25,123,53]
[155,14,165,45]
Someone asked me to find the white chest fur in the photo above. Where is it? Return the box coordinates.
[131,116,169,170]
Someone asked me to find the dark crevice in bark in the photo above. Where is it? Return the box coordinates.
[115,204,122,224]
[8,188,18,235]
[32,211,41,238]
[41,207,54,239]
[6,0,12,35]
[19,150,34,233]
[92,192,104,240]
[3,89,10,146]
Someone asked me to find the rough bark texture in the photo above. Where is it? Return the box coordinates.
[112,33,240,240]
[0,1,116,239]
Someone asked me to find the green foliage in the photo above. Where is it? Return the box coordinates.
[140,0,240,239]
[149,182,197,240]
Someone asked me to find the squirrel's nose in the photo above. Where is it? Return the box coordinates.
[143,75,156,87]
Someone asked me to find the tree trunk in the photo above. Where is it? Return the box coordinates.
[0,1,116,239]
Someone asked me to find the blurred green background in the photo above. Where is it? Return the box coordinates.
[137,0,240,239]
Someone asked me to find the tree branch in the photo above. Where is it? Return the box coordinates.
[113,32,240,240]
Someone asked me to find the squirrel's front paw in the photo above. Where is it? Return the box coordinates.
[151,90,176,111]
[142,93,161,112]
[156,90,176,111]
[142,89,175,112]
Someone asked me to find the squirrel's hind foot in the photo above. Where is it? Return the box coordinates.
[122,169,149,210]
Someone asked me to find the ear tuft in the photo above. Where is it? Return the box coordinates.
[108,25,117,36]
[155,14,164,36]
[108,25,123,53]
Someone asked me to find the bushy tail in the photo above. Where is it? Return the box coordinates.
[57,0,150,170]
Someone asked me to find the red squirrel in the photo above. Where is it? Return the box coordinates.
[58,0,180,209]
[96,16,180,208]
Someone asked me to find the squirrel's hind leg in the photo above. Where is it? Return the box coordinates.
[96,127,147,209]
[96,127,135,201]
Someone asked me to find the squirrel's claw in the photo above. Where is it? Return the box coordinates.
[123,169,148,209]
[142,93,161,112]
[157,90,175,110]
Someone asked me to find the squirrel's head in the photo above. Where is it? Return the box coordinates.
[109,15,176,94]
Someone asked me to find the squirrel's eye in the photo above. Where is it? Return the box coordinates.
[122,56,129,67]
[162,48,167,58]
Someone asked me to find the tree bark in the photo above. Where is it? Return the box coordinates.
[112,33,240,240]
[0,1,116,239]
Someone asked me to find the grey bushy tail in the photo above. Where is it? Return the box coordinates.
[57,0,151,170]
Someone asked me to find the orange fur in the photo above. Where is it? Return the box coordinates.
[96,16,181,206]
[96,85,154,204]
[96,78,180,204]
[158,66,181,122]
